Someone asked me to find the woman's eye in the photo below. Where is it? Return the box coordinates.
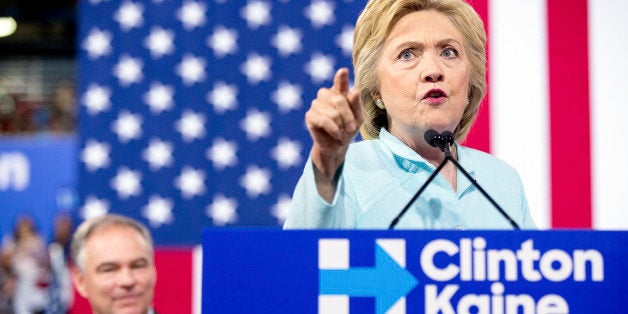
[399,49,413,60]
[442,47,458,58]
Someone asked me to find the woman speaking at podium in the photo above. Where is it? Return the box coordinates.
[284,0,536,230]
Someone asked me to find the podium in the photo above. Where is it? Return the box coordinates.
[202,229,628,313]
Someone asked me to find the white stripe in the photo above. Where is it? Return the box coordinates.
[489,0,550,229]
[318,239,349,269]
[376,239,406,267]
[193,245,203,314]
[318,295,349,314]
[387,297,407,314]
[589,0,628,229]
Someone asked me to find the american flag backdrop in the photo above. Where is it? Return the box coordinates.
[75,0,628,312]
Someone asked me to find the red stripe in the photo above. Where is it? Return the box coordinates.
[69,288,91,314]
[547,0,592,228]
[465,0,491,153]
[154,249,193,313]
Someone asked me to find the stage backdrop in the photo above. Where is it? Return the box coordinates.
[76,0,628,312]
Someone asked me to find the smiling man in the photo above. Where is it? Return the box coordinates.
[70,214,157,314]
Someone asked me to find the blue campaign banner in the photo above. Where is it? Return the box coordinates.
[202,229,628,314]
[0,135,77,242]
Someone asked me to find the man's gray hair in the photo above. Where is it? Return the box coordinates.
[71,214,154,273]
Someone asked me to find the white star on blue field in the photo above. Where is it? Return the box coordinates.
[79,0,363,245]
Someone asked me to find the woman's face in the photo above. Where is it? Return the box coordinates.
[377,10,471,147]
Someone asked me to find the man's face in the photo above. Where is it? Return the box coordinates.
[72,225,156,314]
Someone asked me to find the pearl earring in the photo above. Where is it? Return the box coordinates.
[375,99,385,109]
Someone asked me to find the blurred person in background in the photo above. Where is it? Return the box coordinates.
[50,215,73,264]
[0,90,18,133]
[48,81,75,133]
[0,245,16,314]
[1,215,51,314]
[46,214,74,314]
[0,94,37,134]
[70,214,157,314]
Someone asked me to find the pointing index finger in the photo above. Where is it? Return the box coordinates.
[331,68,350,95]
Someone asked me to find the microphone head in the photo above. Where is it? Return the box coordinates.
[424,129,440,148]
[424,129,454,148]
[440,131,455,145]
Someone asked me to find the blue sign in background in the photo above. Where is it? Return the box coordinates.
[202,229,628,314]
[0,135,77,242]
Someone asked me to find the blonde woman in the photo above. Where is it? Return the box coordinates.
[285,0,536,230]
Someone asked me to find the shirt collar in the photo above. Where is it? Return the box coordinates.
[378,127,477,176]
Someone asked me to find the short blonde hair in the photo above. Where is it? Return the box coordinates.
[353,0,487,141]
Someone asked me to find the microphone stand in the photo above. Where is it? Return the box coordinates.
[388,158,448,229]
[388,133,520,230]
[448,156,520,230]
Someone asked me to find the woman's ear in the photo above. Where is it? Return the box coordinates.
[370,90,380,101]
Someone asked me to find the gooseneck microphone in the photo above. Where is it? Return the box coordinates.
[388,129,520,230]
[425,129,455,158]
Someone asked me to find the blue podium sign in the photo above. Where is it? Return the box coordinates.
[202,229,628,314]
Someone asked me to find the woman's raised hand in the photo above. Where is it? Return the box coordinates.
[305,68,363,200]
